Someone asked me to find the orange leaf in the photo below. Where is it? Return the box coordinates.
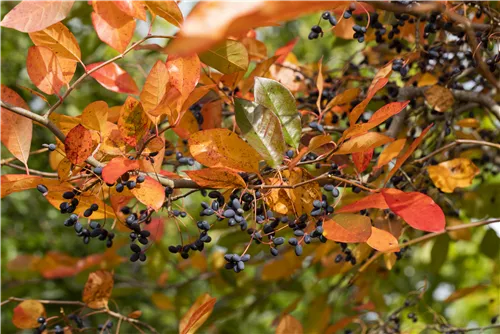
[92,1,136,53]
[81,101,108,132]
[366,226,400,252]
[276,314,304,334]
[336,193,388,213]
[140,60,169,114]
[381,188,445,232]
[130,176,165,211]
[146,0,183,27]
[26,46,64,95]
[0,85,32,171]
[333,15,355,39]
[102,156,140,184]
[118,96,150,147]
[352,149,373,173]
[45,189,116,219]
[189,128,262,174]
[165,1,344,56]
[82,270,114,309]
[334,132,394,155]
[65,124,93,165]
[179,294,216,334]
[200,100,222,130]
[173,111,199,140]
[12,300,46,329]
[1,0,74,33]
[375,138,406,169]
[275,38,298,64]
[325,87,361,110]
[1,175,61,198]
[87,62,139,94]
[185,168,246,189]
[323,214,372,243]
[349,78,388,125]
[385,123,433,183]
[113,0,147,21]
[166,54,201,122]
[29,22,81,84]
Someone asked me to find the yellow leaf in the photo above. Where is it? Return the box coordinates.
[189,128,262,174]
[12,300,46,329]
[427,158,479,193]
[417,73,438,87]
[185,168,247,188]
[81,101,108,132]
[141,60,169,114]
[335,132,394,155]
[456,118,480,128]
[146,0,183,27]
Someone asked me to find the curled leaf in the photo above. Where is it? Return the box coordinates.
[179,294,216,334]
[427,158,479,193]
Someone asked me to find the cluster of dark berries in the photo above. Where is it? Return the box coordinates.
[129,243,147,262]
[168,229,212,259]
[176,151,195,166]
[308,121,325,132]
[98,320,114,332]
[392,59,410,77]
[343,3,356,19]
[324,183,340,198]
[52,188,81,214]
[33,317,47,334]
[407,312,418,323]
[224,253,250,273]
[68,314,84,328]
[113,172,144,193]
[73,220,114,246]
[352,24,367,43]
[83,203,99,218]
[308,25,323,40]
[321,11,337,26]
[144,151,158,164]
[327,163,342,177]
[335,242,358,265]
[189,103,204,125]
[42,143,56,151]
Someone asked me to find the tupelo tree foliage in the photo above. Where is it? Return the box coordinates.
[1,1,500,333]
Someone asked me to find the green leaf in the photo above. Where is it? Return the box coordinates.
[198,40,248,74]
[254,77,301,148]
[480,229,499,260]
[234,98,285,168]
[430,234,449,273]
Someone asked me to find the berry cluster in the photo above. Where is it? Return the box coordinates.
[224,253,250,273]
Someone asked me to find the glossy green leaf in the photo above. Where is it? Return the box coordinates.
[198,40,248,74]
[254,77,301,148]
[234,98,285,168]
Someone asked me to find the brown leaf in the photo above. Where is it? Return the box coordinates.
[1,0,74,33]
[118,96,150,147]
[0,85,33,171]
[179,294,216,334]
[425,85,454,112]
[12,300,46,329]
[185,168,247,189]
[127,310,143,319]
[276,314,303,334]
[82,270,114,309]
[64,124,93,165]
[26,46,64,95]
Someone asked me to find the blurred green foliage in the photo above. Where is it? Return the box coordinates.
[1,2,499,333]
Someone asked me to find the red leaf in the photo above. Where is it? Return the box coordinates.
[26,46,65,95]
[143,217,165,242]
[336,193,388,213]
[130,176,165,211]
[1,85,32,171]
[87,62,139,94]
[352,149,373,173]
[323,214,372,243]
[1,0,74,33]
[274,38,298,64]
[64,124,93,165]
[102,156,140,184]
[381,188,445,232]
[91,1,136,53]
